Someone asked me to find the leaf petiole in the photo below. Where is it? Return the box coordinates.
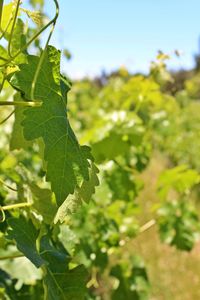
[0,202,32,223]
[1,202,32,211]
[0,0,3,32]
[0,101,41,107]
[0,253,24,260]
[8,0,20,57]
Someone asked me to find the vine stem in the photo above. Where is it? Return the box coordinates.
[0,0,3,31]
[0,101,41,107]
[0,72,5,93]
[0,253,24,260]
[0,202,32,223]
[139,219,156,233]
[8,0,20,57]
[1,202,32,211]
[0,56,7,61]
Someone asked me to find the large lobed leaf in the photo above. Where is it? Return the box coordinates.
[10,46,91,206]
[7,216,88,300]
[7,217,45,268]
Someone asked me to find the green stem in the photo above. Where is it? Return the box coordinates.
[0,202,32,223]
[0,253,24,260]
[0,0,59,67]
[0,56,7,61]
[8,0,20,57]
[0,71,5,93]
[2,202,32,211]
[0,0,3,31]
[0,101,41,107]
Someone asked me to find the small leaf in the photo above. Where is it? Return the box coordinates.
[21,8,43,26]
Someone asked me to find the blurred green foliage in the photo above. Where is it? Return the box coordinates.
[0,1,200,299]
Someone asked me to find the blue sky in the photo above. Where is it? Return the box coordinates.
[46,0,200,78]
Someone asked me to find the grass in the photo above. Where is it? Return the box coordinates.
[130,153,200,300]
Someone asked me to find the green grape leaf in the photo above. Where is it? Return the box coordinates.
[7,217,88,299]
[54,163,99,223]
[21,8,43,26]
[54,193,81,224]
[157,165,200,200]
[7,216,46,268]
[0,3,16,35]
[43,264,87,300]
[30,183,57,224]
[158,200,200,251]
[0,45,9,64]
[10,94,32,150]
[10,46,91,206]
[40,235,88,300]
[78,162,99,203]
[10,18,27,64]
[10,106,30,150]
[106,165,143,202]
[110,256,149,300]
[92,132,129,163]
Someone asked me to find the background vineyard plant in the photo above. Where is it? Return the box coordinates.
[0,1,200,299]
